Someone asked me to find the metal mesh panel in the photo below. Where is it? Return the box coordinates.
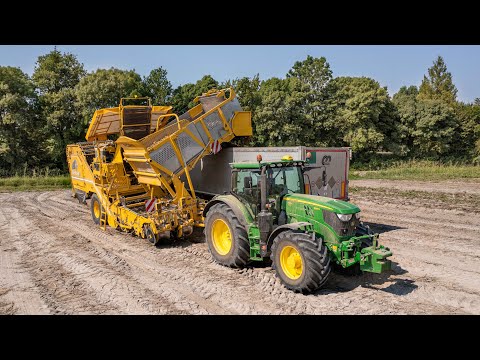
[149,142,182,173]
[175,132,204,167]
[123,108,151,125]
[203,111,226,140]
[220,97,242,124]
[141,120,188,149]
[123,126,150,140]
[187,122,208,145]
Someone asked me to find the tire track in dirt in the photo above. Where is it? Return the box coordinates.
[0,206,50,315]
[1,188,478,314]
[350,191,480,314]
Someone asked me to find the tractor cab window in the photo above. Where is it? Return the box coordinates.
[234,169,261,196]
[232,165,304,218]
[233,169,261,216]
[266,166,303,196]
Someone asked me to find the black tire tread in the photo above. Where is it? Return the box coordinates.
[271,230,331,293]
[90,193,101,225]
[205,203,250,268]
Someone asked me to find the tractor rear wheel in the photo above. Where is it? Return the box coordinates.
[205,203,250,267]
[271,230,331,293]
[90,194,102,225]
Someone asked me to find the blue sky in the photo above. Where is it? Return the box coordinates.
[1,45,479,103]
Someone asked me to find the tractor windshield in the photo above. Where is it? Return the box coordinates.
[266,166,303,196]
[233,165,304,217]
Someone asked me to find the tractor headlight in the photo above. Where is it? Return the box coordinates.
[354,212,361,220]
[336,213,353,222]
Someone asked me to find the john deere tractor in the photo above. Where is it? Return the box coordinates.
[204,155,392,293]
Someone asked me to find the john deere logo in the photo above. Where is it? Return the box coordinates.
[72,159,78,170]
[304,205,315,217]
[322,155,331,165]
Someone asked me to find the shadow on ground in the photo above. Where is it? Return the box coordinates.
[153,233,417,298]
[316,261,417,297]
[363,221,406,234]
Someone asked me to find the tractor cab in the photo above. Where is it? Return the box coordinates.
[231,155,306,221]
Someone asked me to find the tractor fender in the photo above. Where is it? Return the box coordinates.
[203,195,253,228]
[267,222,313,250]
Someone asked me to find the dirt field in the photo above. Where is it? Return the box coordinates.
[1,180,479,314]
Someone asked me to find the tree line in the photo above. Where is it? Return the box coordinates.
[0,49,479,175]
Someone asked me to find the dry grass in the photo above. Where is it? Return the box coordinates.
[350,160,480,181]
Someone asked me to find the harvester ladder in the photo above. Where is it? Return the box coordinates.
[100,208,108,231]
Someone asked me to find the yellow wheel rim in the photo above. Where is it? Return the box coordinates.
[93,201,100,218]
[280,245,303,280]
[211,219,232,255]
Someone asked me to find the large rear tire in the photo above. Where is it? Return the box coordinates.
[271,230,331,293]
[90,194,102,225]
[205,203,250,267]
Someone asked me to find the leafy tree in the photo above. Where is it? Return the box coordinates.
[454,102,480,158]
[142,67,172,105]
[170,75,218,114]
[253,77,313,146]
[323,77,398,156]
[392,86,419,155]
[225,74,261,112]
[0,66,43,171]
[287,55,332,93]
[413,99,457,157]
[418,56,458,105]
[287,55,333,123]
[33,49,86,168]
[75,68,143,127]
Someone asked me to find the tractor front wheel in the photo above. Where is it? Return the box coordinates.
[205,203,250,267]
[271,230,331,293]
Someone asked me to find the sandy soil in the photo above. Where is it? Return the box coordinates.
[1,181,479,314]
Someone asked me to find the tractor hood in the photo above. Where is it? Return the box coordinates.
[283,194,360,214]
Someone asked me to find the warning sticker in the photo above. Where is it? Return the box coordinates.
[328,176,336,188]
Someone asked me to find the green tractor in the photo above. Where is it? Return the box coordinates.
[203,155,392,293]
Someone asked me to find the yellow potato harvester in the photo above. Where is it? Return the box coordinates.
[67,88,252,244]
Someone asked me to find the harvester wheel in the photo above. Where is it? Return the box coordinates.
[271,231,331,293]
[144,225,157,245]
[90,194,102,225]
[205,203,250,267]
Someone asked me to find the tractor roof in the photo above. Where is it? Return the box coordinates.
[230,160,305,169]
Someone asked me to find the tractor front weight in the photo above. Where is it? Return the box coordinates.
[326,234,392,273]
